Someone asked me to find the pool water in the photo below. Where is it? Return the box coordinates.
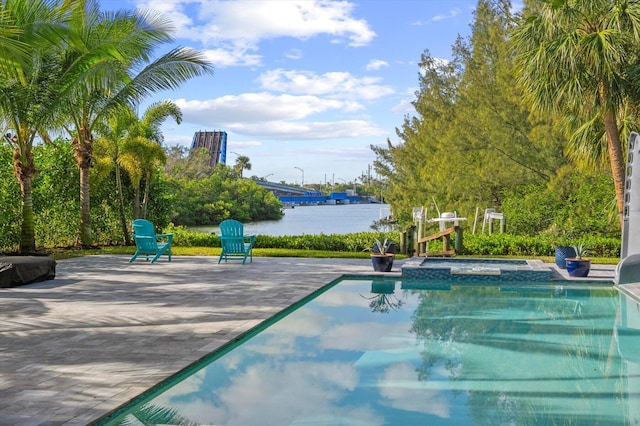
[98,278,640,425]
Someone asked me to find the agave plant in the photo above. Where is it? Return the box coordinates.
[572,243,589,260]
[373,238,394,255]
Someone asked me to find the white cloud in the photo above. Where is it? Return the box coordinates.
[258,69,394,100]
[230,140,262,148]
[174,94,386,140]
[366,59,389,71]
[231,119,385,140]
[391,98,415,114]
[134,0,375,67]
[432,8,461,22]
[201,46,262,68]
[197,1,375,46]
[284,48,303,60]
[163,134,194,146]
[176,94,346,123]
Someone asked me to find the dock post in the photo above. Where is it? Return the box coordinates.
[407,225,416,257]
[454,226,464,254]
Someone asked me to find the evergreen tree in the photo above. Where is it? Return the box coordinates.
[373,0,563,226]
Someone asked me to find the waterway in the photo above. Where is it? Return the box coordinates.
[191,203,391,236]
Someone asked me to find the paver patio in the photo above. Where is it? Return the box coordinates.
[0,255,624,425]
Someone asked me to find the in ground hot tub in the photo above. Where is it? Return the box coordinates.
[401,257,552,282]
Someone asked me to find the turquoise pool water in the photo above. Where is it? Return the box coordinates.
[98,278,640,425]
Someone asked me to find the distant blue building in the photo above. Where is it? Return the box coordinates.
[190,130,227,167]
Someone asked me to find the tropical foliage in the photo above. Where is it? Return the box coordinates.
[59,1,213,247]
[512,0,640,225]
[372,0,634,240]
[0,140,282,252]
[165,164,283,226]
[0,0,213,253]
[233,155,252,177]
[0,0,67,252]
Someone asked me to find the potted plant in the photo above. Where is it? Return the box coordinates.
[370,238,396,272]
[554,245,576,269]
[565,243,591,277]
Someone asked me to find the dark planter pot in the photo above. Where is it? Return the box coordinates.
[555,246,576,269]
[371,254,394,272]
[566,258,591,277]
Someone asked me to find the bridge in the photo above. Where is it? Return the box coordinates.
[253,180,306,197]
[254,180,380,205]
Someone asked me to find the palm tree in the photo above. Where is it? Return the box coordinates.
[130,100,181,218]
[0,0,67,253]
[134,139,166,219]
[59,0,213,246]
[93,107,138,244]
[234,155,252,177]
[0,8,30,84]
[94,101,178,243]
[511,0,640,227]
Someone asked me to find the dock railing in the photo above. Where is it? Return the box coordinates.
[399,223,464,257]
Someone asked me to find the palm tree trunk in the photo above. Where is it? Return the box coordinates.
[600,84,626,228]
[133,186,141,219]
[115,164,131,245]
[79,165,92,246]
[18,173,36,254]
[73,126,94,247]
[13,146,36,253]
[141,170,151,219]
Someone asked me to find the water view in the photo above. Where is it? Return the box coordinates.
[191,203,391,236]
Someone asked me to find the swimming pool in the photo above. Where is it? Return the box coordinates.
[96,277,640,425]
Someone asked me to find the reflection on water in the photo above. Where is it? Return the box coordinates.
[191,203,390,236]
[101,281,640,425]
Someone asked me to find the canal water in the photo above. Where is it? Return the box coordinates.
[191,203,391,236]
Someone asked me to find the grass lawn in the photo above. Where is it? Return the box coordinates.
[46,245,620,265]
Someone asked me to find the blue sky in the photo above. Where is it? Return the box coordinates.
[106,0,484,186]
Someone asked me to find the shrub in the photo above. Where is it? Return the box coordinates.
[461,233,619,257]
[165,227,401,253]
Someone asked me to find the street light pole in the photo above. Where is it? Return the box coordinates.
[294,166,304,187]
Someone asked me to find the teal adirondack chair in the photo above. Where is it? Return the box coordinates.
[218,219,255,264]
[129,219,173,263]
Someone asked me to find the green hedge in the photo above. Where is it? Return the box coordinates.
[461,233,620,257]
[166,225,400,252]
[165,225,620,257]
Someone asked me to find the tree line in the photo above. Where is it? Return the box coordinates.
[0,138,283,252]
[372,0,640,241]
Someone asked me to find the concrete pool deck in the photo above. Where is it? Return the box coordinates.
[0,255,627,425]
